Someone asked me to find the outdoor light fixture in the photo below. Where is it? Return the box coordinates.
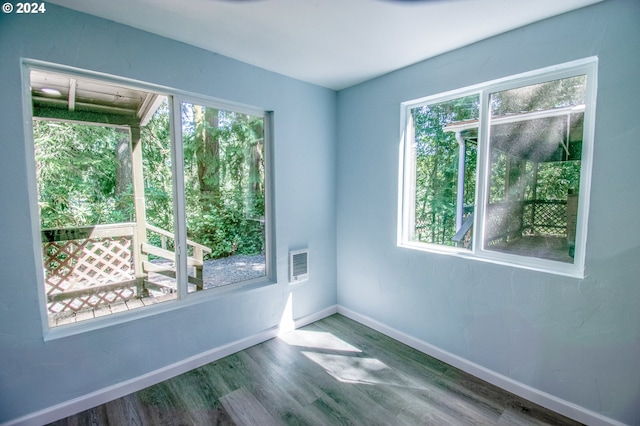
[41,88,62,97]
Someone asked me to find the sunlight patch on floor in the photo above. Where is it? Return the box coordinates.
[301,351,424,389]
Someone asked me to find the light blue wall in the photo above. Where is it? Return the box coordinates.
[0,4,336,422]
[337,0,640,424]
[2,0,639,424]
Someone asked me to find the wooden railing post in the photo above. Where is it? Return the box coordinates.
[194,246,203,281]
[142,223,211,291]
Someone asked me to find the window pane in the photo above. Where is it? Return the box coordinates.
[181,103,266,292]
[31,69,177,327]
[409,95,479,248]
[140,100,179,304]
[484,76,586,263]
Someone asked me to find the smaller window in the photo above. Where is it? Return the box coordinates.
[400,58,597,276]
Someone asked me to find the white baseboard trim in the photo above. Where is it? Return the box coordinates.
[337,305,626,426]
[5,305,340,426]
[5,328,280,426]
[10,305,621,426]
[293,304,338,330]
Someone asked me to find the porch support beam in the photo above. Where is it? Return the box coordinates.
[131,124,147,279]
[68,78,76,112]
[455,132,466,232]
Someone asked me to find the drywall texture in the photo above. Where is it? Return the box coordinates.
[0,5,337,423]
[336,0,639,424]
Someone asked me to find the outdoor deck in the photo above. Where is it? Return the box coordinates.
[49,254,266,327]
[448,197,577,265]
[51,292,177,327]
[486,235,573,263]
[42,221,265,327]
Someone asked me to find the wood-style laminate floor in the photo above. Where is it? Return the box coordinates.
[48,314,583,425]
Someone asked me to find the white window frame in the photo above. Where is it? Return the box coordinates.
[22,59,275,339]
[398,57,597,278]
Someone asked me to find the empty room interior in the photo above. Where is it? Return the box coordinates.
[0,0,639,424]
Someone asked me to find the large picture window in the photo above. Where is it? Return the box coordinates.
[25,62,271,329]
[400,59,596,276]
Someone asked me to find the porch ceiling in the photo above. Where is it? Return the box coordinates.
[443,105,584,163]
[30,69,164,126]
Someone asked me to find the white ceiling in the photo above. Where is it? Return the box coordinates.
[47,0,603,90]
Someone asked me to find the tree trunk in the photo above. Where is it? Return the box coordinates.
[246,118,264,217]
[194,106,220,212]
[114,128,132,217]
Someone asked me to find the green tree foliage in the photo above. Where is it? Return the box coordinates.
[182,104,265,258]
[141,101,174,233]
[411,95,479,245]
[34,121,133,228]
[411,76,586,246]
[490,75,586,115]
[488,77,584,204]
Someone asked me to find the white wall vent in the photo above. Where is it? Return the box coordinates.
[289,249,309,283]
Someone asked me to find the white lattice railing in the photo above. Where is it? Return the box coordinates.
[42,223,138,313]
[42,222,213,314]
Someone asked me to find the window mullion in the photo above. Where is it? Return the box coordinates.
[263,111,275,281]
[473,89,491,255]
[399,58,596,278]
[404,111,417,244]
[572,63,598,275]
[170,95,189,298]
